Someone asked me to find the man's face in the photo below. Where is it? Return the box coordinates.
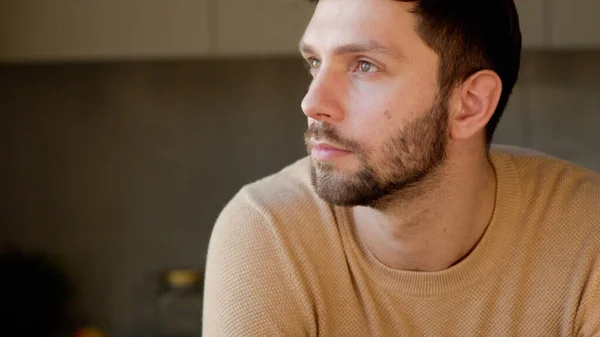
[300,0,449,208]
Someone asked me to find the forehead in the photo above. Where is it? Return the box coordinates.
[301,0,423,54]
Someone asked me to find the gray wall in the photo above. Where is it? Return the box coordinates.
[494,51,600,170]
[0,58,309,336]
[1,51,599,336]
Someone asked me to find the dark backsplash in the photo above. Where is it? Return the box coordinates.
[1,51,599,336]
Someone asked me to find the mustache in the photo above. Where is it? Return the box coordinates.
[304,123,361,152]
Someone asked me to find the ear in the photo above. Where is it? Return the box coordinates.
[449,70,502,141]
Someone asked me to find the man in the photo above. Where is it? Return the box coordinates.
[203,0,600,335]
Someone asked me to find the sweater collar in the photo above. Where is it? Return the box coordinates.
[337,150,522,296]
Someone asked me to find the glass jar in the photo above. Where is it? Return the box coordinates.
[155,269,203,337]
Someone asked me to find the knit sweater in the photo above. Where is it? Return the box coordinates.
[203,147,600,336]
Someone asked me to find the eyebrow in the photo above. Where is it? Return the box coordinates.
[298,40,405,61]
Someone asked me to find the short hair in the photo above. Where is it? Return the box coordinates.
[304,0,522,145]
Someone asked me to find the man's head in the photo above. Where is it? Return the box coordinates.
[300,0,522,208]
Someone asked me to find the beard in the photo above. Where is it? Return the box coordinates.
[304,95,449,209]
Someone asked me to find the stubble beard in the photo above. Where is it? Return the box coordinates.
[305,96,449,209]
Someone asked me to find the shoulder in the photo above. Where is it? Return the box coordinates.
[211,156,339,256]
[220,156,334,227]
[491,147,600,333]
[492,144,600,244]
[492,144,600,199]
[204,157,323,335]
[241,156,319,215]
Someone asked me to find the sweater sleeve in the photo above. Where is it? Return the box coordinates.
[575,248,600,337]
[202,188,315,337]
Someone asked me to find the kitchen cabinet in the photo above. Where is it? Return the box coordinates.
[515,0,548,48]
[215,0,314,56]
[1,0,599,62]
[0,0,211,62]
[215,0,548,54]
[550,0,600,48]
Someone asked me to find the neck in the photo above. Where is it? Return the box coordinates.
[352,147,497,272]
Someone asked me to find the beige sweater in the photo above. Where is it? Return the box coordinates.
[203,148,600,336]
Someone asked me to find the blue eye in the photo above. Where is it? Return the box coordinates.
[309,58,321,69]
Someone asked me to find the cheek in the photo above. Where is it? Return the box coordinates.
[345,87,403,140]
[345,111,397,157]
[343,75,436,149]
[347,84,395,126]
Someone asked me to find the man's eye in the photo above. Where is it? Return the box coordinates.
[356,61,378,73]
[309,58,321,69]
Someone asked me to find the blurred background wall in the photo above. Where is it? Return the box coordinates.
[1,1,599,336]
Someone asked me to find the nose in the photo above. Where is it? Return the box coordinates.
[301,69,345,123]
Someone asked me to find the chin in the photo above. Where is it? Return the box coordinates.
[311,156,359,174]
[310,163,380,207]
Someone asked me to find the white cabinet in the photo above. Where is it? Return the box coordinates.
[515,0,548,48]
[550,0,600,48]
[0,0,211,62]
[215,0,314,56]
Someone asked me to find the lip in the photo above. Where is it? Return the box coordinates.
[311,142,352,160]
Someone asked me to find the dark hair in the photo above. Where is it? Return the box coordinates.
[305,0,522,145]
